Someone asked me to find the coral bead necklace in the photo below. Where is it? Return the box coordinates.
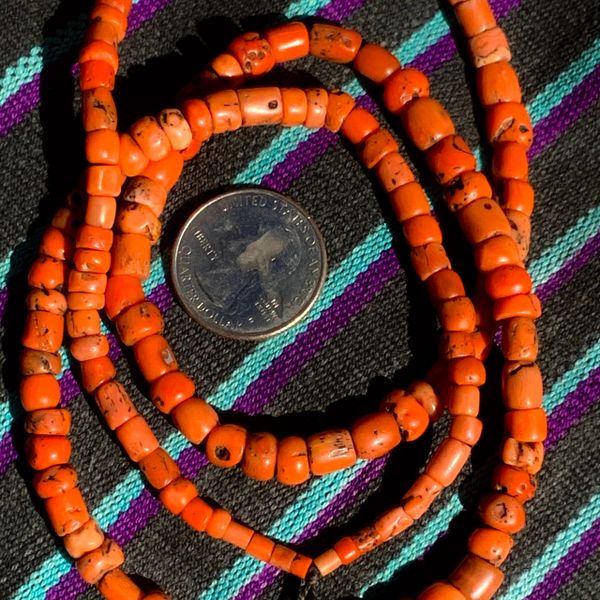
[20,0,545,598]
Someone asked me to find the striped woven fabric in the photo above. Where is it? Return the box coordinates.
[0,0,598,598]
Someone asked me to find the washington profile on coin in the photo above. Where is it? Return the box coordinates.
[171,188,327,340]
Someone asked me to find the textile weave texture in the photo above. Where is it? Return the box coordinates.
[0,0,599,599]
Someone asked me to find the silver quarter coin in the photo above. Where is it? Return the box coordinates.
[171,188,327,341]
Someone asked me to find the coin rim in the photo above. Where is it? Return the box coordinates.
[170,188,328,341]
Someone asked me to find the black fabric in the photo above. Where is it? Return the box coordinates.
[0,1,599,599]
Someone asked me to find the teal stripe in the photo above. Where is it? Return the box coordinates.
[359,338,600,593]
[204,335,600,600]
[496,493,600,600]
[284,0,333,17]
[198,464,364,599]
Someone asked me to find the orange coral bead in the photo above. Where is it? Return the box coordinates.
[79,39,119,71]
[447,356,486,386]
[501,438,544,474]
[468,27,511,68]
[76,225,113,251]
[381,390,429,441]
[206,507,232,539]
[324,90,356,133]
[94,381,138,430]
[130,116,171,161]
[403,214,443,247]
[139,447,180,489]
[449,415,483,446]
[478,493,526,534]
[45,486,89,536]
[427,269,466,303]
[25,409,71,436]
[314,549,343,577]
[20,349,62,377]
[206,424,247,468]
[76,539,125,584]
[22,311,64,353]
[26,289,67,315]
[70,334,110,361]
[426,135,476,184]
[180,99,214,143]
[111,233,152,279]
[447,385,480,417]
[158,108,193,151]
[350,411,401,459]
[505,408,547,442]
[264,22,309,62]
[98,568,144,600]
[73,249,111,273]
[500,179,534,216]
[486,102,533,148]
[171,397,219,444]
[28,257,65,290]
[123,177,168,219]
[408,380,444,422]
[237,87,283,126]
[66,308,101,338]
[281,88,308,126]
[333,536,361,565]
[374,152,414,192]
[85,196,117,229]
[228,32,275,75]
[389,181,430,222]
[383,67,430,115]
[116,415,158,462]
[85,20,119,48]
[159,476,199,514]
[180,497,213,531]
[68,272,108,295]
[85,164,121,196]
[105,274,145,319]
[81,355,116,393]
[411,242,452,280]
[119,133,149,178]
[491,463,536,503]
[150,370,196,414]
[458,198,512,245]
[247,533,276,562]
[140,151,184,192]
[133,334,177,382]
[307,429,357,475]
[90,4,127,40]
[79,60,115,91]
[440,331,476,360]
[210,53,244,79]
[304,88,328,128]
[439,297,477,332]
[116,203,161,243]
[32,463,77,499]
[64,519,105,559]
[493,293,541,321]
[309,23,362,63]
[426,438,471,487]
[402,97,455,151]
[502,318,538,361]
[449,553,505,600]
[340,107,380,144]
[359,128,399,169]
[445,170,493,212]
[205,90,242,133]
[502,361,543,409]
[242,432,278,481]
[402,474,443,519]
[115,301,163,346]
[476,61,522,107]
[374,506,414,541]
[85,129,119,165]
[492,142,529,181]
[468,527,513,566]
[454,0,496,37]
[20,373,60,411]
[40,227,73,261]
[353,43,401,84]
[474,235,523,272]
[276,436,310,485]
[418,582,465,600]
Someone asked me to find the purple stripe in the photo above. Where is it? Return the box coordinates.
[0,0,174,138]
[530,64,600,156]
[525,517,600,600]
[317,0,368,20]
[235,457,388,600]
[231,248,399,416]
[545,366,600,449]
[537,230,600,303]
